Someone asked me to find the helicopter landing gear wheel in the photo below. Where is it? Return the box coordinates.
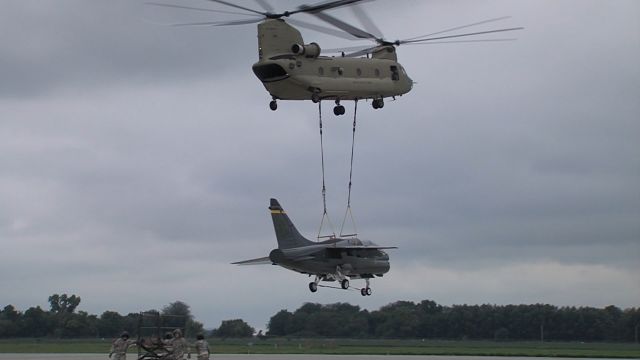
[269,100,278,111]
[309,282,318,293]
[341,279,349,289]
[311,92,320,103]
[372,98,384,109]
[333,99,345,116]
[366,287,372,296]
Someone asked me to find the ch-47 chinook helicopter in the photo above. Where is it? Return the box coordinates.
[153,0,523,115]
[233,199,396,296]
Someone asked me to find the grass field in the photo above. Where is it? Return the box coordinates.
[0,338,639,358]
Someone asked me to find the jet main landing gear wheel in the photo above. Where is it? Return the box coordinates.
[360,287,373,296]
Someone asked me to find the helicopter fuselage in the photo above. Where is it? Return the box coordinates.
[252,19,412,105]
[252,55,413,101]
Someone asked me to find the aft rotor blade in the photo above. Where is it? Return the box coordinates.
[303,9,377,39]
[322,44,377,54]
[145,2,260,17]
[171,18,263,27]
[350,4,384,39]
[345,45,379,57]
[288,18,359,40]
[254,0,274,13]
[402,27,524,44]
[203,0,266,16]
[403,16,512,42]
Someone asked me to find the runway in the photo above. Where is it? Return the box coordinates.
[0,355,622,360]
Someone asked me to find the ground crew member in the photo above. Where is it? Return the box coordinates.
[171,328,191,359]
[194,334,210,360]
[109,331,137,360]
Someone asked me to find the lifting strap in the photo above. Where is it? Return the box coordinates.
[317,101,336,240]
[340,99,358,237]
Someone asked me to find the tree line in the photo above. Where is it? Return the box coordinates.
[2,295,638,342]
[267,300,640,342]
[0,294,209,339]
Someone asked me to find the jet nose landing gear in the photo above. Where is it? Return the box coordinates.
[360,278,372,296]
[341,279,350,289]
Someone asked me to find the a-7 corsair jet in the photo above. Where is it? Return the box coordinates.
[233,199,396,296]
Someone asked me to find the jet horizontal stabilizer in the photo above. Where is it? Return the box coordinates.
[231,256,272,265]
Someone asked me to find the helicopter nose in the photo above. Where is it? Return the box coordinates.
[252,62,289,82]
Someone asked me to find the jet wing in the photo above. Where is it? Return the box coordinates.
[231,256,272,265]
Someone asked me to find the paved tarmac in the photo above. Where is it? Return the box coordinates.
[0,355,541,360]
[0,355,617,360]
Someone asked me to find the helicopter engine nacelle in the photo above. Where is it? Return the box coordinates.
[291,42,321,58]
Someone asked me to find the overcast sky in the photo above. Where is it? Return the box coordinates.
[1,0,639,331]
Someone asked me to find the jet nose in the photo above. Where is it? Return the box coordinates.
[379,260,390,274]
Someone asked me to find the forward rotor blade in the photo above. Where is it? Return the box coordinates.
[404,38,518,45]
[145,2,260,17]
[254,0,274,13]
[350,4,383,39]
[402,27,524,44]
[171,18,263,27]
[202,0,266,16]
[302,8,377,39]
[404,16,512,41]
[288,18,359,40]
[293,0,366,15]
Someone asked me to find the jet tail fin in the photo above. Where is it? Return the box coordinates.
[270,198,314,249]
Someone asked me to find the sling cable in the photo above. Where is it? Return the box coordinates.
[316,100,360,241]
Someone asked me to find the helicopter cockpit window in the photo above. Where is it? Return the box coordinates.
[390,65,400,81]
[252,63,288,82]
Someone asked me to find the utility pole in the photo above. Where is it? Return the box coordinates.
[540,323,544,343]
[635,323,638,344]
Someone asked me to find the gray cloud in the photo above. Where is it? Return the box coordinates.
[1,0,638,329]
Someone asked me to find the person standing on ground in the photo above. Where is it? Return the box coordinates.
[171,328,191,359]
[194,334,210,360]
[109,331,137,360]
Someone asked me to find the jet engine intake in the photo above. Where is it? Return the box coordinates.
[291,42,321,58]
